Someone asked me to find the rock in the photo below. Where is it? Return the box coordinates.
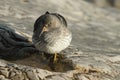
[11,72,24,80]
[0,68,9,77]
[0,60,7,66]
[0,75,10,80]
[9,71,16,78]
[26,69,39,80]
[75,74,92,80]
[36,69,53,79]
[0,24,37,61]
[44,74,72,80]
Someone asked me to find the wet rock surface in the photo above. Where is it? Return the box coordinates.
[0,0,120,80]
[0,24,37,60]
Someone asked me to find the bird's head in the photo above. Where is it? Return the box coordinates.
[33,11,67,33]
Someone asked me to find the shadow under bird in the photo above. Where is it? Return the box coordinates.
[32,11,72,63]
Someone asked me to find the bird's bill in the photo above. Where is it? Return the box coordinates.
[42,26,48,32]
[39,26,48,37]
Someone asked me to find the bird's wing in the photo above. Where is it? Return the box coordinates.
[51,13,67,27]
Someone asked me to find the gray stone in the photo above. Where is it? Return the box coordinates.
[0,69,9,77]
[0,75,10,80]
[36,69,52,79]
[9,71,16,78]
[44,74,72,80]
[26,69,39,80]
[0,59,7,66]
[11,72,24,80]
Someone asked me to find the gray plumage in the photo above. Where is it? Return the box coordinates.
[32,12,72,54]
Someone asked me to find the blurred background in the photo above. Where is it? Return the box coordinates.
[85,0,120,8]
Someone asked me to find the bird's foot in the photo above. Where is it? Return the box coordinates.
[53,53,58,63]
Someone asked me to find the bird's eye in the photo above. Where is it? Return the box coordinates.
[48,22,52,26]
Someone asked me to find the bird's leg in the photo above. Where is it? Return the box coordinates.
[53,53,58,63]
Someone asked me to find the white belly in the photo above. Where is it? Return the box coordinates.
[35,34,72,54]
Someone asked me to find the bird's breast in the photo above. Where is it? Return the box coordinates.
[34,33,72,54]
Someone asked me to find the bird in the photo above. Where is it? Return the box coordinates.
[32,11,72,63]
